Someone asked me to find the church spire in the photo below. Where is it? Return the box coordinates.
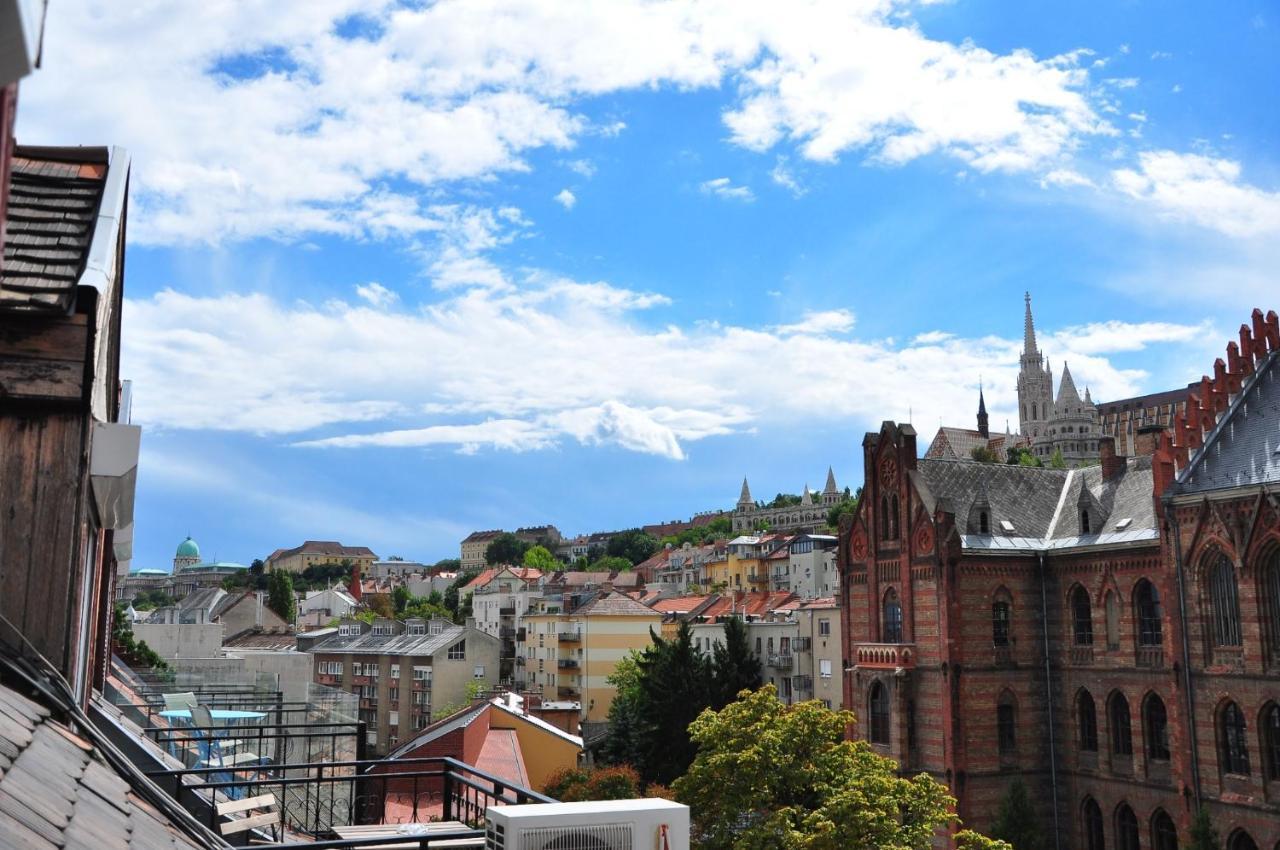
[1057,361,1081,405]
[977,380,989,439]
[823,466,838,495]
[1023,291,1038,357]
[738,477,753,507]
[801,484,813,506]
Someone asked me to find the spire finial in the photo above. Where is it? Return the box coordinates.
[1023,291,1038,358]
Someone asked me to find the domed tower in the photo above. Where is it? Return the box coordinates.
[173,536,201,571]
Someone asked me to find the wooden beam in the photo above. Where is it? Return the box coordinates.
[0,355,84,401]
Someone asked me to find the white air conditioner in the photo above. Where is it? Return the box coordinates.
[485,799,689,850]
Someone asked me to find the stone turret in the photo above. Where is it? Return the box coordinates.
[737,477,753,509]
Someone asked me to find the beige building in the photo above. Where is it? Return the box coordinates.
[460,530,503,572]
[521,592,660,723]
[792,597,842,711]
[266,540,377,574]
[308,616,500,756]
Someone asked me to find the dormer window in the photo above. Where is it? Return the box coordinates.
[1081,511,1091,534]
[979,512,990,534]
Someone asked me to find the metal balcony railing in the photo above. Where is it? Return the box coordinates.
[767,654,793,668]
[558,631,581,642]
[557,658,579,669]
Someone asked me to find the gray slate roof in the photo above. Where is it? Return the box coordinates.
[307,624,473,657]
[1176,351,1280,494]
[913,456,1158,553]
[0,683,209,849]
[1,147,109,312]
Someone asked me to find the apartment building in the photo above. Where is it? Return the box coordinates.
[522,592,660,722]
[792,597,843,710]
[778,533,840,598]
[309,616,500,756]
[467,566,545,681]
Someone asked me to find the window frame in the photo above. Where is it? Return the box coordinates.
[1221,700,1250,776]
[868,681,890,745]
[1072,586,1094,646]
[1109,691,1133,757]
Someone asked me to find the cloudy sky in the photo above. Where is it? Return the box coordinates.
[17,0,1278,569]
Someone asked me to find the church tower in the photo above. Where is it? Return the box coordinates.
[1016,292,1054,454]
[977,381,989,439]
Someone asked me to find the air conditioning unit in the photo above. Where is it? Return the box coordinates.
[485,799,689,850]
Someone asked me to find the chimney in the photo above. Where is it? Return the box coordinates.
[1134,424,1162,458]
[1099,436,1124,481]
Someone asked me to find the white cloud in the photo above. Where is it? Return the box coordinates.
[355,282,399,308]
[554,188,577,209]
[565,159,596,178]
[1111,150,1280,238]
[122,277,1205,460]
[700,177,755,202]
[770,157,807,196]
[1106,77,1139,89]
[1040,168,1095,189]
[19,0,1116,244]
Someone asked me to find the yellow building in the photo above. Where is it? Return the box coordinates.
[265,540,377,574]
[722,534,787,592]
[521,592,660,723]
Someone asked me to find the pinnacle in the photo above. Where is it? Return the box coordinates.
[1023,291,1038,357]
[824,466,838,494]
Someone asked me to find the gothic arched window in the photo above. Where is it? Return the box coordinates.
[1208,551,1242,646]
[1131,579,1162,647]
[882,589,903,644]
[869,681,890,744]
[1262,702,1280,782]
[1110,692,1132,756]
[1078,689,1098,751]
[1262,549,1280,657]
[1115,804,1139,850]
[1144,692,1170,761]
[1082,798,1104,850]
[1150,810,1177,850]
[1221,701,1250,775]
[997,692,1017,758]
[1072,586,1094,646]
[1226,831,1258,850]
[992,590,1011,647]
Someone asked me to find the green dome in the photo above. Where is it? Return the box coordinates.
[175,537,200,558]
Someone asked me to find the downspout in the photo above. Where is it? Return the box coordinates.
[1038,551,1062,850]
[1164,498,1201,808]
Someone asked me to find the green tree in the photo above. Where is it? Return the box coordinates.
[590,555,634,573]
[1049,448,1067,469]
[826,496,860,531]
[606,529,659,565]
[522,544,559,571]
[1006,446,1042,467]
[545,765,642,802]
[392,585,412,613]
[599,651,647,766]
[989,779,1045,850]
[673,687,1009,850]
[633,621,712,784]
[710,616,762,708]
[485,532,530,565]
[971,446,999,463]
[1188,808,1219,850]
[433,558,462,571]
[458,591,474,622]
[249,558,265,575]
[444,571,475,621]
[266,569,297,624]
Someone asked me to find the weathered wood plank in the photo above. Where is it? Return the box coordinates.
[219,811,279,835]
[0,417,40,654]
[0,356,83,401]
[0,315,88,363]
[216,794,276,816]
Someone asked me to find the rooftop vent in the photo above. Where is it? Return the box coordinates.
[1000,520,1015,534]
[1115,518,1133,530]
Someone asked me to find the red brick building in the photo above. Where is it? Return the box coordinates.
[839,309,1279,850]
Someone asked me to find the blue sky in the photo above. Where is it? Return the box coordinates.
[16,0,1279,569]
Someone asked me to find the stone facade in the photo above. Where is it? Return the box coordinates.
[1018,292,1102,467]
[732,467,844,532]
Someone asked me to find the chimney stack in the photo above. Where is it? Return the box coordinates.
[1134,424,1162,458]
[1099,436,1124,481]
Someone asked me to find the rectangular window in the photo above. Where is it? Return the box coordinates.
[412,666,431,682]
[474,665,486,679]
[391,664,400,679]
[448,641,465,660]
[408,625,425,636]
[819,659,832,678]
[389,686,399,701]
[755,637,762,654]
[430,621,444,634]
[818,619,830,636]
[389,711,399,726]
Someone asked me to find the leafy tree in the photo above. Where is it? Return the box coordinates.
[599,651,647,766]
[989,779,1045,850]
[606,529,659,565]
[971,446,999,463]
[266,569,297,623]
[522,544,559,571]
[485,532,530,566]
[673,687,1010,850]
[112,604,169,672]
[752,518,772,532]
[458,591,474,622]
[426,590,445,607]
[132,589,174,611]
[443,571,475,621]
[826,497,860,531]
[1188,808,1219,850]
[392,585,412,613]
[1049,448,1067,469]
[767,493,803,508]
[545,765,643,802]
[433,558,462,571]
[387,555,405,561]
[1006,446,1042,467]
[710,616,762,708]
[249,558,265,575]
[590,555,634,573]
[367,593,396,619]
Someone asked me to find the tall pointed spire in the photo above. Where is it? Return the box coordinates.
[801,484,813,506]
[824,466,838,495]
[976,379,990,439]
[738,477,753,507]
[1057,361,1081,404]
[1023,291,1038,357]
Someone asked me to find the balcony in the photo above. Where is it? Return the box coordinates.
[852,642,916,670]
[499,626,517,639]
[557,658,579,669]
[499,606,516,617]
[558,631,582,642]
[514,656,526,666]
[557,686,580,699]
[767,654,793,669]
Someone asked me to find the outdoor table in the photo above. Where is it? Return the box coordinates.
[330,822,483,849]
[158,708,268,765]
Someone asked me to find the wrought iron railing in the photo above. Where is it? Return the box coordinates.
[146,720,364,770]
[146,756,554,843]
